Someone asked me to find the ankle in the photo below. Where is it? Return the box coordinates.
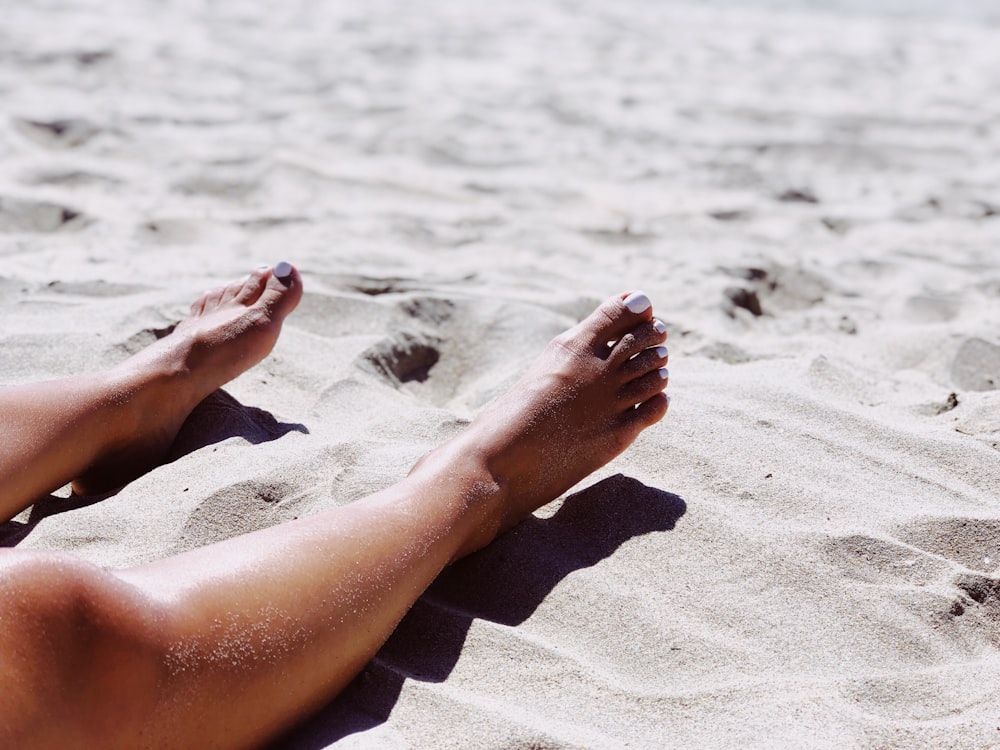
[110,335,207,418]
[406,441,510,562]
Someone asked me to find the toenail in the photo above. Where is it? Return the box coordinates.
[658,367,669,380]
[623,291,651,314]
[274,261,293,279]
[653,319,666,334]
[655,346,668,359]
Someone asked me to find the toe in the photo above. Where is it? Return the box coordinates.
[220,276,247,304]
[234,267,271,305]
[623,344,668,379]
[620,365,669,407]
[610,319,667,363]
[189,292,209,317]
[627,392,670,428]
[254,262,303,320]
[203,285,227,310]
[558,291,655,356]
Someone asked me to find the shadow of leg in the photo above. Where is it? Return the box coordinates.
[168,388,309,459]
[280,474,685,747]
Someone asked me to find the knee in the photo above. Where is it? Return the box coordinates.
[0,551,167,745]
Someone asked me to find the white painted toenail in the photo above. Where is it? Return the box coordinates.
[653,319,666,334]
[274,261,293,278]
[655,346,668,359]
[659,367,669,380]
[623,292,651,314]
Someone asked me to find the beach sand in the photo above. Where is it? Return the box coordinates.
[2,0,1000,746]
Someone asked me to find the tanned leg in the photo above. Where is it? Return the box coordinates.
[0,290,668,749]
[0,264,302,522]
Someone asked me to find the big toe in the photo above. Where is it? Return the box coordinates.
[569,291,654,355]
[255,261,303,322]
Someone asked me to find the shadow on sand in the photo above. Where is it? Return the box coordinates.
[0,389,307,547]
[279,474,686,748]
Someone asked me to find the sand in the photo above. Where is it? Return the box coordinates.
[3,0,1000,747]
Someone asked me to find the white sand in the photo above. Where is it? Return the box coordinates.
[3,0,1000,747]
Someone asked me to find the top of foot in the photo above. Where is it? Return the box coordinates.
[176,263,303,389]
[421,291,670,557]
[72,264,303,495]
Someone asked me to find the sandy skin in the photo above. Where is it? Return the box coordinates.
[0,265,668,748]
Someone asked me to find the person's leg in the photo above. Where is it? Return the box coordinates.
[0,291,669,749]
[0,264,302,522]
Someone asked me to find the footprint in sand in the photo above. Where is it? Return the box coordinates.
[175,476,301,550]
[360,332,443,386]
[367,299,452,383]
[306,282,453,389]
[352,289,537,409]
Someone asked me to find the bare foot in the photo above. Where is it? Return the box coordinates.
[71,263,303,495]
[416,291,669,558]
